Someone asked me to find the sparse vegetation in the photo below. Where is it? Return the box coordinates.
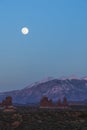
[0,106,87,129]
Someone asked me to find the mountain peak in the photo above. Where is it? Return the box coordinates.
[82,76,87,81]
[58,75,80,80]
[25,77,54,89]
[0,77,87,104]
[68,75,80,80]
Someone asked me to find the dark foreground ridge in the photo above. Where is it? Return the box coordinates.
[0,106,87,130]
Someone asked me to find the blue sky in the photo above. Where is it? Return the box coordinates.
[0,0,87,91]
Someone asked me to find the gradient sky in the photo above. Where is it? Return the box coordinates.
[0,0,87,91]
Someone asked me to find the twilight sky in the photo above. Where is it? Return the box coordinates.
[0,0,87,91]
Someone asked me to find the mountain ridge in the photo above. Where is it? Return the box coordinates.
[0,77,87,104]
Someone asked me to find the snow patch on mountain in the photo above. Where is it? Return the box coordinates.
[82,77,87,81]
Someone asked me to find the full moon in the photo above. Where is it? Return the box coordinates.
[21,27,29,35]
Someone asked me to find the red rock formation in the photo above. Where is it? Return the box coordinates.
[5,96,12,106]
[2,100,6,106]
[1,96,12,106]
[40,96,49,107]
[57,98,62,107]
[63,97,68,106]
[40,96,68,108]
[48,99,54,107]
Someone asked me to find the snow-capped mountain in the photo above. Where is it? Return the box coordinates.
[82,76,87,81]
[0,77,87,104]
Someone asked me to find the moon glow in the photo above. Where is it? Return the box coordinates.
[21,27,29,35]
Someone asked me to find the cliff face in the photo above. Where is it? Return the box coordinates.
[0,78,87,104]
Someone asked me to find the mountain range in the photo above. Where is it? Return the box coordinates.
[0,77,87,104]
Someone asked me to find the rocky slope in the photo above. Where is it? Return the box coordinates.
[0,78,87,104]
